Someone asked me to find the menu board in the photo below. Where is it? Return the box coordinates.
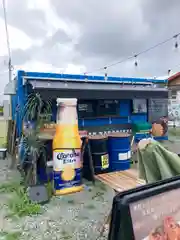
[133,99,147,113]
[168,99,180,121]
[130,188,180,239]
[148,98,168,122]
[77,101,96,118]
[96,100,119,116]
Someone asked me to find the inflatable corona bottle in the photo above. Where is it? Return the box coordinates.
[53,98,83,195]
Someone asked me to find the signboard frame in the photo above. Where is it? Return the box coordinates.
[148,98,168,123]
[109,176,180,240]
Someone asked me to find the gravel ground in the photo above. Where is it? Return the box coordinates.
[1,137,179,239]
[0,159,114,240]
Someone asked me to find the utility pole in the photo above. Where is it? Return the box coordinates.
[2,0,13,118]
[2,0,15,165]
[8,58,12,118]
[8,59,12,84]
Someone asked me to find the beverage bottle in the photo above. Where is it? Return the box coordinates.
[52,98,83,195]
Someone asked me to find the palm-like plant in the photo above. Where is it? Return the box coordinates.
[23,92,52,125]
[21,129,46,185]
[19,92,52,185]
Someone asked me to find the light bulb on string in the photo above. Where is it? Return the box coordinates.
[104,66,108,81]
[133,55,140,81]
[134,55,138,67]
[173,34,179,51]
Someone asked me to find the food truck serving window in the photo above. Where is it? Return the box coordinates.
[78,99,119,118]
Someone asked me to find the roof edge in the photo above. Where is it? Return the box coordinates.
[17,70,167,84]
[168,72,180,82]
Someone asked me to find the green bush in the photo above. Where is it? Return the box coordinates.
[0,182,41,217]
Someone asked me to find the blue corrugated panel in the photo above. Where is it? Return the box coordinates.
[131,114,147,123]
[119,100,131,117]
[78,119,84,127]
[111,117,129,124]
[79,117,129,126]
[11,95,17,120]
[16,71,26,136]
[84,118,109,126]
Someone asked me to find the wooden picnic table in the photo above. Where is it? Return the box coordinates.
[95,169,146,237]
[95,169,145,193]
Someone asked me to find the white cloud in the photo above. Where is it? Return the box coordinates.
[0,0,180,102]
[17,60,58,73]
[27,0,50,10]
[15,61,86,75]
[64,64,86,74]
[27,0,76,39]
[0,18,32,56]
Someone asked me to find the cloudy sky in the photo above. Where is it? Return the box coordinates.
[0,0,180,96]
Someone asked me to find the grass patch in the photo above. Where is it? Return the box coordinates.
[60,229,72,239]
[0,181,41,217]
[8,188,41,217]
[0,182,21,193]
[168,127,180,137]
[45,181,53,199]
[0,231,21,240]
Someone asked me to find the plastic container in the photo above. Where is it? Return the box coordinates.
[132,122,151,133]
[108,133,131,171]
[52,98,83,195]
[132,122,152,143]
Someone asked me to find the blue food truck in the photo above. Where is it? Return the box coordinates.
[8,70,169,180]
[10,70,168,140]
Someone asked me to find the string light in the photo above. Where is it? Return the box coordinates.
[82,32,180,75]
[173,34,179,49]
